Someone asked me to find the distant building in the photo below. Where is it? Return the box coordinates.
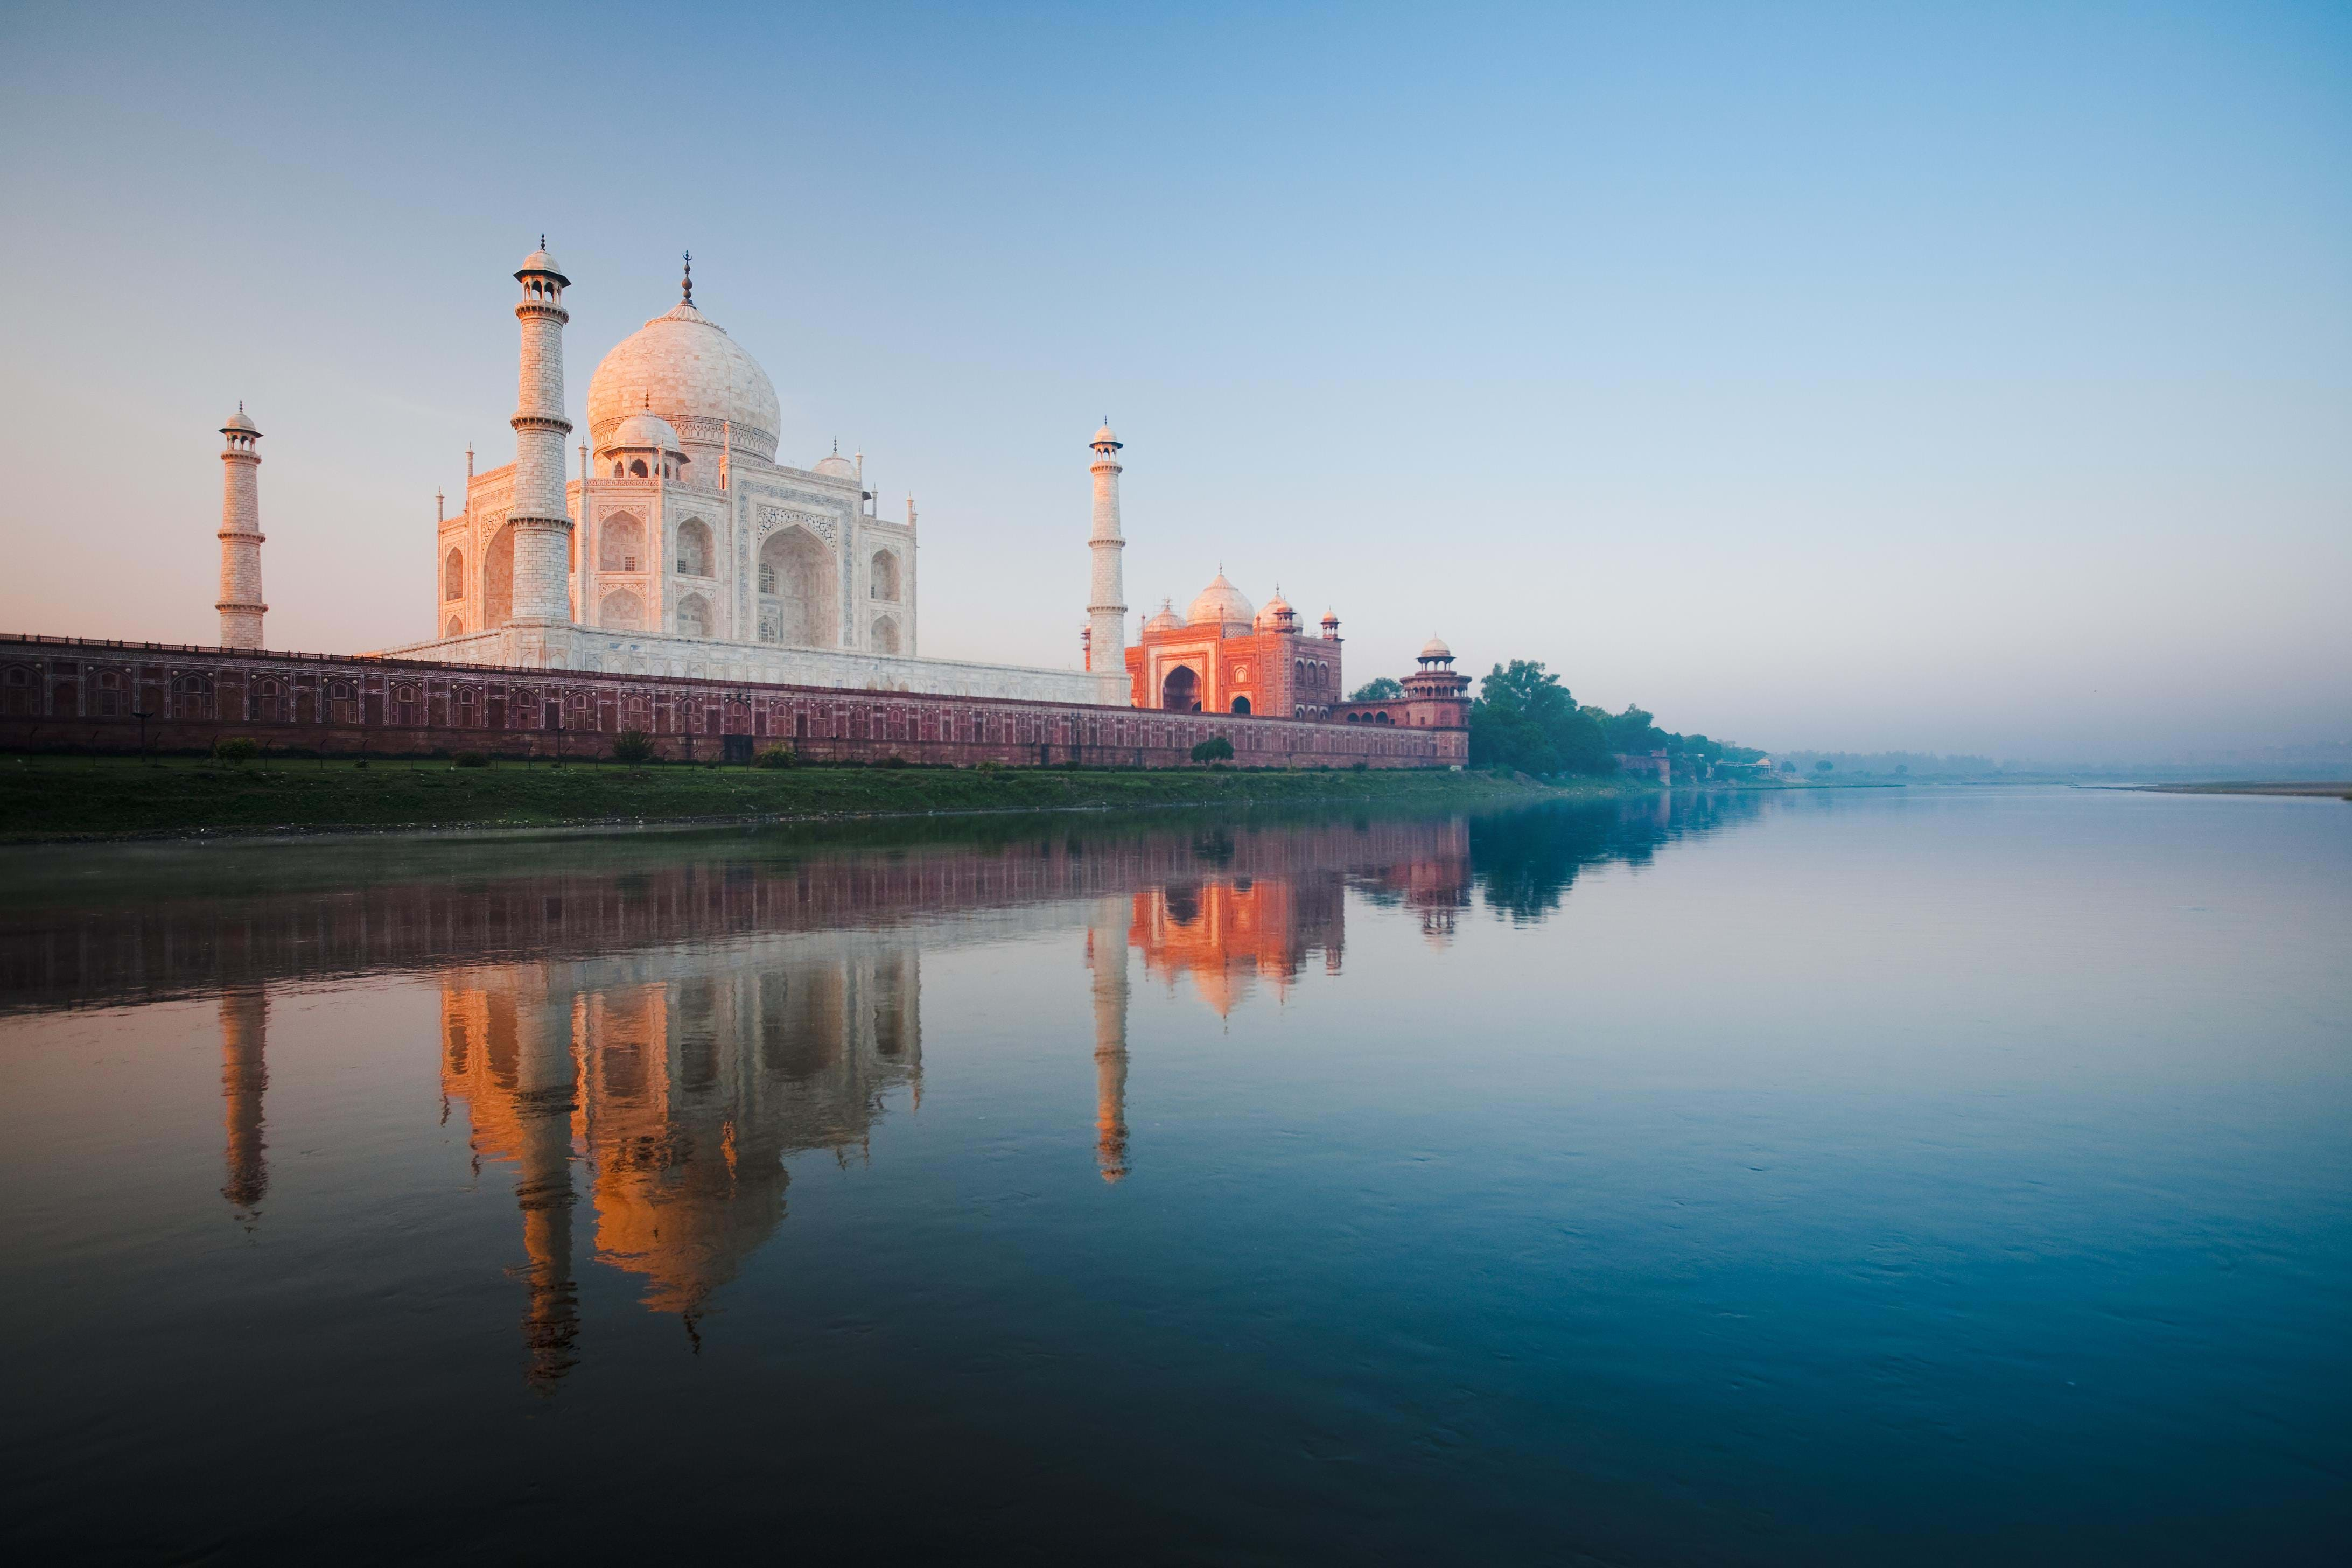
[1615,750,1671,784]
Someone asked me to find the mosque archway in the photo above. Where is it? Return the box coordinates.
[484,522,515,626]
[1230,696,1251,715]
[445,617,463,638]
[599,587,646,631]
[757,527,836,647]
[1161,665,1200,712]
[676,593,711,639]
[871,615,901,655]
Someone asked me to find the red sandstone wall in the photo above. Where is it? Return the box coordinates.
[0,635,1468,769]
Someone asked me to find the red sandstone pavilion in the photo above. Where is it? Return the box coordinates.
[0,242,1467,767]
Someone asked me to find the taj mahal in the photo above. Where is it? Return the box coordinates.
[206,242,1468,728]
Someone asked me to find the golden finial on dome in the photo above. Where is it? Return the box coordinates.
[681,250,692,305]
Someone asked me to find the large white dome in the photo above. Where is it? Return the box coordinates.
[587,300,780,463]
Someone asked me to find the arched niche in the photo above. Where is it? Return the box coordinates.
[600,586,646,632]
[757,526,837,647]
[484,522,515,626]
[676,593,711,639]
[871,549,901,603]
[1161,664,1200,712]
[871,614,901,655]
[600,512,645,573]
[443,547,464,601]
[675,517,713,577]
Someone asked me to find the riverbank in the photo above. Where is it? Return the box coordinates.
[0,755,1640,843]
[2132,781,2352,799]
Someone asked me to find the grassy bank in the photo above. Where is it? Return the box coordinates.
[2135,781,2352,799]
[0,755,1634,843]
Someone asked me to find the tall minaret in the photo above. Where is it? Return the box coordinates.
[506,241,575,627]
[215,405,265,648]
[1088,419,1127,677]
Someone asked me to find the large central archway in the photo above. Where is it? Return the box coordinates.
[757,526,837,647]
[1161,664,1200,712]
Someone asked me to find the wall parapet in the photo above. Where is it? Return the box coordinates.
[0,633,1468,770]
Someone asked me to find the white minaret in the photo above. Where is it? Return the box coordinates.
[506,241,575,627]
[1088,419,1126,675]
[215,404,266,648]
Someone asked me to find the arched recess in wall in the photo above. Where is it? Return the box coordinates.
[600,512,645,573]
[443,547,464,601]
[871,549,901,603]
[871,615,901,655]
[676,593,711,639]
[757,526,836,647]
[1230,695,1251,715]
[1161,664,1200,712]
[600,586,646,632]
[675,517,713,577]
[483,522,515,626]
[445,616,463,638]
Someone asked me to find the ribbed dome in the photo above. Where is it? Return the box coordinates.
[1143,598,1184,634]
[588,299,780,462]
[610,410,682,451]
[1187,572,1254,631]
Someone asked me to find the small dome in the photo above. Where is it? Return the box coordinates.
[1091,421,1121,449]
[1256,591,1296,631]
[1418,636,1453,661]
[1143,598,1184,634]
[611,410,682,451]
[220,407,258,435]
[1187,572,1255,631]
[813,444,858,481]
[517,246,567,283]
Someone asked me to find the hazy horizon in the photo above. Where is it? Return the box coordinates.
[2,1,2344,762]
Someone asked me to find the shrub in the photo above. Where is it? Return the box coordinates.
[454,751,489,769]
[879,753,908,769]
[212,737,260,765]
[1352,760,1369,772]
[703,758,722,770]
[612,729,656,764]
[1190,736,1235,764]
[975,759,1003,774]
[753,745,796,769]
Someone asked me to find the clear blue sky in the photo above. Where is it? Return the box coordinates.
[3,1,2344,761]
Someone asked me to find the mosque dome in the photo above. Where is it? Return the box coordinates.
[812,445,858,481]
[1418,635,1453,661]
[517,245,567,282]
[1143,598,1184,634]
[1187,572,1254,631]
[1091,421,1122,449]
[1255,590,1295,631]
[220,407,258,435]
[610,409,682,452]
[588,297,780,463]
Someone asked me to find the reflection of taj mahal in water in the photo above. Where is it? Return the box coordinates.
[193,818,1476,1386]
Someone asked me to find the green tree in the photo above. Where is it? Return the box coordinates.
[1349,676,1403,702]
[1190,736,1234,764]
[1468,661,1613,775]
[1814,759,1834,775]
[612,730,655,764]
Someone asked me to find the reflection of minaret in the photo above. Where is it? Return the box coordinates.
[219,985,268,1216]
[477,985,582,1391]
[1087,904,1131,1182]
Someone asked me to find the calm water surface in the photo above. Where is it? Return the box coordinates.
[2,788,2346,1563]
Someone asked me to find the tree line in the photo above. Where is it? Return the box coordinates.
[1416,660,1764,778]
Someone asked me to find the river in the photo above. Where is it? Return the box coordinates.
[2,787,2344,1563]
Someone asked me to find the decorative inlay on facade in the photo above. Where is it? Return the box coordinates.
[758,505,837,549]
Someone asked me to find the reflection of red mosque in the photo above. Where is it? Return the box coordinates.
[1126,877,1345,1018]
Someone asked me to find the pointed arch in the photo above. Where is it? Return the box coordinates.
[599,586,646,631]
[443,547,464,601]
[757,526,837,647]
[599,512,645,573]
[871,614,901,655]
[484,522,515,626]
